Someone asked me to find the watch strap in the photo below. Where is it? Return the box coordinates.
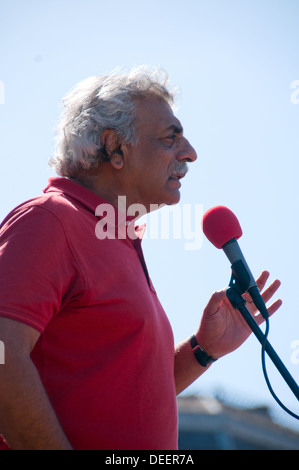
[190,335,218,367]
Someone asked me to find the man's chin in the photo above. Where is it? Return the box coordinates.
[145,190,181,212]
[165,190,181,206]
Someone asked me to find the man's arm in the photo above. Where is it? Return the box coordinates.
[0,317,72,450]
[174,336,212,395]
[174,271,282,395]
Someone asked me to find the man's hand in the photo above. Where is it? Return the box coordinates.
[174,271,282,394]
[196,271,282,359]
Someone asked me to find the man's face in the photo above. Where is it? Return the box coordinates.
[123,97,197,211]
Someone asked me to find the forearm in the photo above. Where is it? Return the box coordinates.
[0,355,72,450]
[174,337,213,395]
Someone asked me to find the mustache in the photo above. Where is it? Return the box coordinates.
[171,161,189,177]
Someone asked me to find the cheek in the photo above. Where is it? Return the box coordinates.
[141,160,168,182]
[132,144,174,187]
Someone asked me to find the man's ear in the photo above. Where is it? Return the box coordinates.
[100,129,124,169]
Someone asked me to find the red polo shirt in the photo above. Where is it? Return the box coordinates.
[0,177,178,450]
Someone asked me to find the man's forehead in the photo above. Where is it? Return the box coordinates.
[134,97,182,132]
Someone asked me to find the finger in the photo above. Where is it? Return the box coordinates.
[244,272,280,302]
[244,276,281,316]
[256,270,270,291]
[261,279,281,304]
[254,298,283,323]
[204,290,227,316]
[243,271,270,304]
[268,298,283,315]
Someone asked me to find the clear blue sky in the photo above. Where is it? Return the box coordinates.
[0,0,298,430]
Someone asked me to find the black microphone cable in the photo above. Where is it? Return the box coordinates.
[261,318,299,420]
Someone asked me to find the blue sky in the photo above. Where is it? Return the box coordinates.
[1,0,298,430]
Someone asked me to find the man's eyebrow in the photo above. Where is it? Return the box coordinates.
[164,124,184,134]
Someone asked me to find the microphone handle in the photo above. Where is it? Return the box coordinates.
[222,238,256,289]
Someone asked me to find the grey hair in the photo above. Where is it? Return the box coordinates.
[49,66,177,178]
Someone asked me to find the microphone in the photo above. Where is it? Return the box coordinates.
[202,206,269,319]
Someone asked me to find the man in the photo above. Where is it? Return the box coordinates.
[0,67,281,450]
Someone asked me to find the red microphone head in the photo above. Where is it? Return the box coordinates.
[202,206,243,249]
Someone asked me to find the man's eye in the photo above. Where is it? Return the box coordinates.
[160,133,180,147]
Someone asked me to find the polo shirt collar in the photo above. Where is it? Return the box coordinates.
[43,177,146,241]
[44,177,111,214]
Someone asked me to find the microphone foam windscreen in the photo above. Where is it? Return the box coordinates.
[202,206,243,248]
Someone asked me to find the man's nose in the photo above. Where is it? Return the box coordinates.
[177,137,197,163]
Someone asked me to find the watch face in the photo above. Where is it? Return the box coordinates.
[190,335,217,367]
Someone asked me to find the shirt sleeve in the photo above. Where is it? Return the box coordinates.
[0,203,78,333]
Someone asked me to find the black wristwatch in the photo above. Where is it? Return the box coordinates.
[190,335,218,367]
